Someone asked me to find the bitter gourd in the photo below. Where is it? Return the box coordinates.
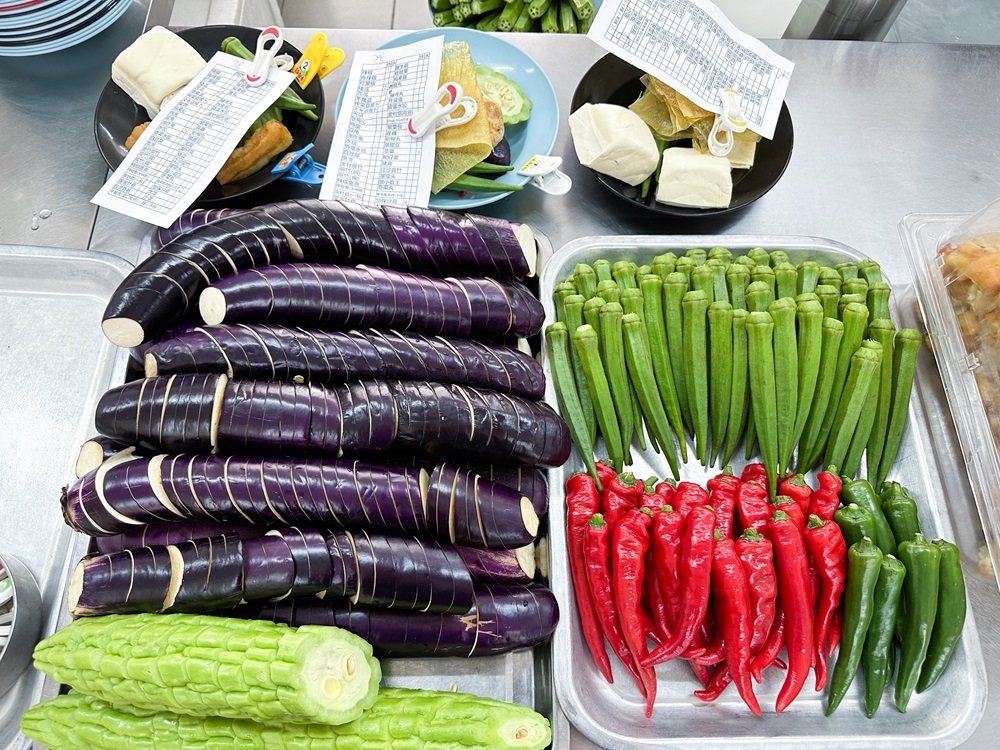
[21,689,553,750]
[31,613,380,726]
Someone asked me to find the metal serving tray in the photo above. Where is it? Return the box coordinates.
[540,235,987,750]
[0,245,132,749]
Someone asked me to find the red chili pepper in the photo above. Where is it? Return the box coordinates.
[654,481,676,507]
[612,508,657,717]
[595,460,618,492]
[807,467,842,521]
[768,510,815,712]
[772,495,806,528]
[707,469,740,539]
[778,473,813,516]
[827,607,842,657]
[672,481,709,517]
[735,480,771,536]
[603,472,644,529]
[709,533,762,715]
[741,462,768,493]
[751,607,786,682]
[565,474,614,682]
[643,516,671,642]
[642,505,716,665]
[651,505,686,633]
[693,662,734,702]
[688,660,712,688]
[735,528,778,655]
[639,481,665,511]
[583,513,645,693]
[803,514,848,691]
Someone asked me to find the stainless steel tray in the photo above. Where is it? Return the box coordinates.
[0,245,132,749]
[539,235,988,750]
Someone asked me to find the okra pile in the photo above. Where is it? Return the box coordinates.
[546,248,921,494]
[565,463,966,717]
[433,0,596,34]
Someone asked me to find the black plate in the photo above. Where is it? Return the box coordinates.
[93,24,325,207]
[571,53,794,218]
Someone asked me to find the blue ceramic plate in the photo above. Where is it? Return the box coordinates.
[335,27,559,210]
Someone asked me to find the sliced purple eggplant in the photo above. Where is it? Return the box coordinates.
[197,263,544,339]
[455,545,535,584]
[94,375,570,467]
[484,137,511,166]
[153,208,252,250]
[74,436,134,478]
[64,454,538,548]
[94,521,265,555]
[232,582,559,657]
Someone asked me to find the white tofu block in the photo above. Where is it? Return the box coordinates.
[112,26,206,118]
[568,103,659,186]
[656,148,733,209]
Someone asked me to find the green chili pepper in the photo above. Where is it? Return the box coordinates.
[834,503,879,549]
[827,537,883,715]
[895,533,942,712]
[863,555,907,718]
[880,482,922,547]
[841,477,896,556]
[916,539,966,693]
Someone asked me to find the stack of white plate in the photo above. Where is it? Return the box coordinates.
[0,0,132,57]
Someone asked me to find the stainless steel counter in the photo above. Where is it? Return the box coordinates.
[4,21,1000,748]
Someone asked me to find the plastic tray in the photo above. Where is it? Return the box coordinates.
[0,245,132,749]
[899,214,1000,586]
[540,235,988,750]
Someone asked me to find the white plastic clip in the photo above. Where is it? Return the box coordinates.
[518,155,572,196]
[408,83,478,138]
[246,26,284,86]
[708,88,748,157]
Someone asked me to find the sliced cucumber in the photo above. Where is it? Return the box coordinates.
[476,65,532,125]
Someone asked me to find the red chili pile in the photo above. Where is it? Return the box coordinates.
[566,461,847,717]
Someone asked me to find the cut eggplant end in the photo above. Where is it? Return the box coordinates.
[144,352,158,378]
[279,224,304,259]
[76,442,133,479]
[520,496,540,539]
[66,560,84,617]
[161,544,184,611]
[102,317,145,349]
[534,537,549,580]
[515,223,537,278]
[515,544,537,580]
[199,288,227,326]
[418,468,430,516]
[517,338,531,355]
[209,374,229,451]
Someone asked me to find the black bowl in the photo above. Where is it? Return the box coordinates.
[93,24,325,207]
[570,53,793,218]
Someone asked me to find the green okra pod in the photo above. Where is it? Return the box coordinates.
[722,308,750,468]
[748,247,771,266]
[691,264,716,303]
[836,261,860,281]
[866,319,897,482]
[596,280,620,306]
[620,287,650,452]
[769,249,790,267]
[707,258,729,305]
[792,299,824,460]
[708,246,733,264]
[651,252,677,279]
[895,534,942,712]
[859,259,883,285]
[546,323,600,483]
[611,261,638,291]
[797,261,821,295]
[876,328,922,488]
[838,293,867,319]
[797,317,845,471]
[683,290,711,465]
[747,310,779,497]
[746,280,774,313]
[663,272,692,433]
[750,264,776,300]
[553,282,576,323]
[674,256,696,287]
[841,339,884,477]
[774,262,799,301]
[824,342,882,475]
[641,275,687,461]
[573,324,624,471]
[726,264,751,311]
[573,263,598,299]
[818,266,843,293]
[842,278,869,297]
[563,294,597,447]
[637,264,652,278]
[862,555,907,718]
[686,247,708,265]
[582,295,605,332]
[867,281,892,323]
[917,539,967,693]
[770,298,799,476]
[816,284,841,320]
[622,313,680,479]
[598,302,635,465]
[708,301,734,466]
[592,259,613,284]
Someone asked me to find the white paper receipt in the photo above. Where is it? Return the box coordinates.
[92,51,295,228]
[588,0,794,139]
[319,37,443,208]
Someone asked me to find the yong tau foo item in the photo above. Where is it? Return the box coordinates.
[111,26,206,118]
[568,102,660,186]
[655,147,733,209]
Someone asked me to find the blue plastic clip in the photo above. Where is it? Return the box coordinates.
[271,144,326,186]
